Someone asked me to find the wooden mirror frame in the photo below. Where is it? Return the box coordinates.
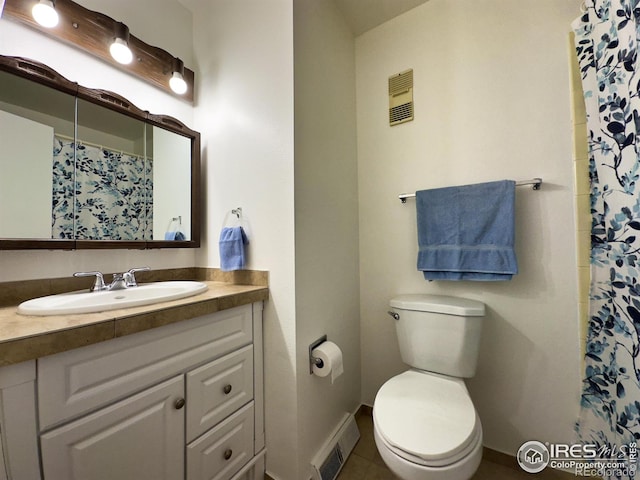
[0,55,201,250]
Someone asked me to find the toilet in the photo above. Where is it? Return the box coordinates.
[373,294,485,480]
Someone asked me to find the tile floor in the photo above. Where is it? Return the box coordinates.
[337,410,582,480]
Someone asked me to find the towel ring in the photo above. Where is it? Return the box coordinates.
[222,207,245,229]
[166,215,182,230]
[220,207,252,242]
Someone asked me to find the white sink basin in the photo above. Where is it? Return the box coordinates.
[18,281,209,316]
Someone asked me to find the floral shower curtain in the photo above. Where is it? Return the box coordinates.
[52,137,152,240]
[574,0,640,472]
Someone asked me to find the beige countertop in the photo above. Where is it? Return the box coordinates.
[0,280,269,366]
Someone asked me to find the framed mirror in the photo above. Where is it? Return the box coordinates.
[0,56,200,249]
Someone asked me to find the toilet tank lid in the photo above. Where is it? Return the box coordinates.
[390,294,485,316]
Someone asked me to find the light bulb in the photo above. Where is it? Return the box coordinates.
[169,72,187,95]
[110,37,133,64]
[32,0,59,28]
[110,22,133,65]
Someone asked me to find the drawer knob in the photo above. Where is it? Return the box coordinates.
[223,384,233,395]
[224,449,233,460]
[174,398,186,410]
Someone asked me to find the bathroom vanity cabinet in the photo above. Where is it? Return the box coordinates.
[0,302,265,480]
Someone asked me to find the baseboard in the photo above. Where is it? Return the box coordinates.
[355,403,372,417]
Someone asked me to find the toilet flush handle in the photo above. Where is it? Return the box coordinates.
[387,311,399,321]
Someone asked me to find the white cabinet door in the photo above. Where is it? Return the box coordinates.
[0,433,7,480]
[0,361,40,480]
[41,375,185,480]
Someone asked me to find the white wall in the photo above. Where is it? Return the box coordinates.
[185,0,297,478]
[293,0,360,478]
[356,0,583,455]
[0,3,196,281]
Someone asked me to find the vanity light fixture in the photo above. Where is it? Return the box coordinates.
[109,22,133,65]
[3,0,195,101]
[169,57,188,95]
[31,0,58,28]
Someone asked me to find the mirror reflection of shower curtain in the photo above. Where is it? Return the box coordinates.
[574,0,640,466]
[51,137,153,240]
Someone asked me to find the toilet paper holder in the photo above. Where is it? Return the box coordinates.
[309,335,327,374]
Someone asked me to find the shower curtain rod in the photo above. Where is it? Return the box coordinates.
[54,133,147,160]
[398,177,542,203]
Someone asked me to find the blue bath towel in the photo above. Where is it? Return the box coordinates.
[416,180,518,281]
[219,226,249,271]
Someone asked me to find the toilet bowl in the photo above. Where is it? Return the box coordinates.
[373,369,483,480]
[374,294,485,479]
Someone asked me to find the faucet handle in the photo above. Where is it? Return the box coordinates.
[74,271,107,292]
[125,267,151,287]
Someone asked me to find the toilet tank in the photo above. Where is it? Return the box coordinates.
[389,294,485,378]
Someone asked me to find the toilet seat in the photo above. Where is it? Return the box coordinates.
[373,370,480,467]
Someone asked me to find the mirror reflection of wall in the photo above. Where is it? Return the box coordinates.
[152,126,191,241]
[0,69,75,239]
[1,110,56,238]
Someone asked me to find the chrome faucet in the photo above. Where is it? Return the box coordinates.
[73,271,107,292]
[74,267,151,292]
[108,273,128,291]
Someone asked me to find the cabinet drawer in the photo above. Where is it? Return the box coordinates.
[187,402,254,480]
[38,304,253,430]
[41,375,184,480]
[187,345,254,442]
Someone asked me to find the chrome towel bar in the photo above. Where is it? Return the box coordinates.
[398,178,542,203]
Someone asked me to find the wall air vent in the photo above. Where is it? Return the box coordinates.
[389,69,414,126]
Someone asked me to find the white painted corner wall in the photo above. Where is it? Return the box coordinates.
[356,0,583,456]
[187,0,298,478]
[293,0,361,478]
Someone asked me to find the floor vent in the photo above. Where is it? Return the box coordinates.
[311,413,360,480]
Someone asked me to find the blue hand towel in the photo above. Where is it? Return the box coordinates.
[164,230,186,241]
[219,226,249,271]
[416,180,518,281]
